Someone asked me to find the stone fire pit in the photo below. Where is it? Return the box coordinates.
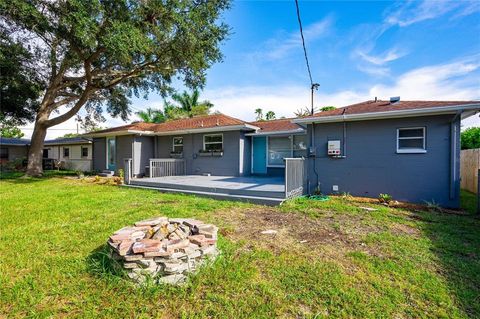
[107,217,219,285]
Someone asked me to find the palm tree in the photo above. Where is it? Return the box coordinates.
[136,108,165,123]
[171,89,212,117]
[265,111,276,121]
[254,108,263,121]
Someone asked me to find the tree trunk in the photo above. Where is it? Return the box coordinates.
[26,123,48,176]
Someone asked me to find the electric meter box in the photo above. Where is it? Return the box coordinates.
[328,140,341,156]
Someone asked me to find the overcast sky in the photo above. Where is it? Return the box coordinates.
[21,0,480,139]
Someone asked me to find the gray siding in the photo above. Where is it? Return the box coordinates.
[306,114,460,207]
[7,146,28,161]
[133,136,154,177]
[155,131,243,176]
[93,137,106,171]
[115,135,133,173]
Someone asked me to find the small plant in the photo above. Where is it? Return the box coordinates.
[75,170,84,178]
[313,185,322,196]
[94,175,100,182]
[341,192,352,200]
[378,193,393,204]
[118,169,124,180]
[424,200,443,213]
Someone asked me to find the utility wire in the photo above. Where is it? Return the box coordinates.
[294,0,313,87]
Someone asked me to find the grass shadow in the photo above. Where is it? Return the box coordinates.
[0,170,78,183]
[86,244,125,280]
[420,206,480,316]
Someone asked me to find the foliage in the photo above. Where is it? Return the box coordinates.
[461,127,480,150]
[265,111,276,121]
[1,0,231,174]
[61,133,80,138]
[166,89,213,119]
[0,178,479,317]
[0,116,24,138]
[136,108,165,123]
[378,193,393,204]
[294,106,318,117]
[254,108,263,121]
[321,106,336,112]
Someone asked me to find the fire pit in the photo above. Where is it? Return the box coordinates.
[107,217,219,285]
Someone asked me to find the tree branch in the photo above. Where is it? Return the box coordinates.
[44,87,94,127]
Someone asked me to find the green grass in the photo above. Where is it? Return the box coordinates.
[0,177,479,318]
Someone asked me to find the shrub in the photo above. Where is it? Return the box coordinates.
[461,127,480,150]
[378,193,393,204]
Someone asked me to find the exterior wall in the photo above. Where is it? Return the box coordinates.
[6,145,28,161]
[115,135,133,173]
[93,137,106,172]
[155,131,242,176]
[43,144,92,171]
[306,114,460,207]
[133,136,154,177]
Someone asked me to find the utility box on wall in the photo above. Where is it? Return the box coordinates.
[328,140,341,156]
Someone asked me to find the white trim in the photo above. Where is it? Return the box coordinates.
[203,133,223,151]
[106,136,116,170]
[245,129,305,136]
[396,127,426,154]
[172,136,183,152]
[292,103,480,124]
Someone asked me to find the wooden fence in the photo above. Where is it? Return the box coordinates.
[460,148,480,194]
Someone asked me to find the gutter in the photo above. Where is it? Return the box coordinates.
[292,103,480,124]
[245,128,305,136]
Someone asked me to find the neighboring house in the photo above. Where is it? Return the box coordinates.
[293,99,480,208]
[88,114,305,177]
[43,137,93,171]
[0,137,30,163]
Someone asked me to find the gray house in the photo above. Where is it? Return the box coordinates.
[87,99,479,207]
[294,99,480,208]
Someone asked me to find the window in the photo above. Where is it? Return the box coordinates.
[268,136,291,166]
[293,135,307,157]
[63,147,70,158]
[397,127,426,153]
[0,147,8,160]
[203,134,223,151]
[172,137,183,153]
[81,147,88,158]
[43,149,49,158]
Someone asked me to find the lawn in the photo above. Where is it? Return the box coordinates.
[0,175,479,318]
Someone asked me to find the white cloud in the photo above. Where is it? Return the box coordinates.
[254,16,333,60]
[357,48,407,65]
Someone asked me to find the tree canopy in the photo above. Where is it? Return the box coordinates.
[136,107,165,123]
[0,0,230,175]
[461,127,480,150]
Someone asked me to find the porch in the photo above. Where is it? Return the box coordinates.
[123,158,305,205]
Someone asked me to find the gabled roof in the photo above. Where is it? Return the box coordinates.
[87,113,259,137]
[247,118,305,135]
[0,137,30,146]
[294,100,480,124]
[44,137,92,145]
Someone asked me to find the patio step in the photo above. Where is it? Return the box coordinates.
[98,170,114,177]
[122,184,285,206]
[129,180,285,199]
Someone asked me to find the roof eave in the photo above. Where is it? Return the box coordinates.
[153,124,258,136]
[245,128,306,136]
[292,103,480,124]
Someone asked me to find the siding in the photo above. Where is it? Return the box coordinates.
[93,137,106,171]
[115,135,133,173]
[6,146,28,161]
[155,131,242,176]
[306,114,460,207]
[44,144,92,171]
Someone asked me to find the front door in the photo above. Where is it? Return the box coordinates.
[106,137,116,171]
[252,136,267,174]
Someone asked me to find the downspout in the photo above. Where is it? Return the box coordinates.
[342,109,347,158]
[310,123,319,191]
[450,111,462,200]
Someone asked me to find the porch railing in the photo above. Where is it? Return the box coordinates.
[124,158,132,185]
[149,158,186,178]
[285,158,305,199]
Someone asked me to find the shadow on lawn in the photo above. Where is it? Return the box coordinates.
[86,244,125,279]
[0,170,77,182]
[419,208,480,317]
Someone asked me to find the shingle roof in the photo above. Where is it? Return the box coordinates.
[89,113,253,136]
[308,100,480,118]
[0,137,30,146]
[44,137,92,145]
[250,118,303,133]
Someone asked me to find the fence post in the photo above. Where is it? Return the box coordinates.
[124,158,132,185]
[149,159,153,178]
[477,169,480,214]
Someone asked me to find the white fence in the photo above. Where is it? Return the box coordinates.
[149,158,186,178]
[285,158,305,199]
[461,148,480,194]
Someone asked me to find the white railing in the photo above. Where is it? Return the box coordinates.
[124,158,132,184]
[285,158,305,199]
[149,158,186,178]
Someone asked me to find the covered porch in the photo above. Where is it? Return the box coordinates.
[123,158,305,205]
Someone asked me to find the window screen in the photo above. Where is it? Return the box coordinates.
[203,134,223,151]
[172,137,183,153]
[268,136,291,166]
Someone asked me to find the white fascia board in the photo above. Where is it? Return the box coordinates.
[292,103,480,124]
[153,124,257,136]
[245,128,306,136]
[84,130,155,138]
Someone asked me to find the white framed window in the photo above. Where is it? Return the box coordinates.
[172,137,183,153]
[81,147,88,158]
[396,127,426,153]
[203,134,223,151]
[267,136,291,167]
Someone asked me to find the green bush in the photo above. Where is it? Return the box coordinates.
[461,127,480,150]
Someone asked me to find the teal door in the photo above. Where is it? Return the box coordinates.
[106,137,116,171]
[252,136,267,174]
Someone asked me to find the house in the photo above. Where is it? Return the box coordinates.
[0,136,93,172]
[0,137,30,164]
[293,99,480,208]
[86,99,479,207]
[43,137,93,171]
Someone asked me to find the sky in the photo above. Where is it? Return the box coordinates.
[22,0,480,139]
